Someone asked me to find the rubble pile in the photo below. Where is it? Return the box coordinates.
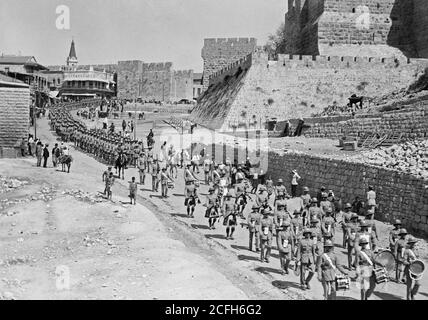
[61,189,107,204]
[31,186,57,202]
[0,176,28,193]
[358,140,428,179]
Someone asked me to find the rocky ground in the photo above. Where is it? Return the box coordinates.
[355,140,428,179]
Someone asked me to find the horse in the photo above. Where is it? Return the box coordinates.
[58,155,73,173]
[115,153,128,180]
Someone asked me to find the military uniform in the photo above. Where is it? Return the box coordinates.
[277,224,294,274]
[403,238,421,300]
[297,230,316,290]
[223,196,237,240]
[247,207,261,252]
[259,212,274,262]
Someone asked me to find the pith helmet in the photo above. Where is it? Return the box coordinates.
[324,240,334,247]
[345,203,352,209]
[359,238,369,245]
[303,228,312,235]
[407,236,418,244]
[399,228,408,235]
[393,219,402,226]
[303,186,309,192]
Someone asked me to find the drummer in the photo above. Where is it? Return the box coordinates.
[355,238,383,300]
[403,236,421,300]
[316,240,348,300]
[394,228,408,283]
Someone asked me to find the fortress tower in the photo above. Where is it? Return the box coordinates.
[284,0,428,58]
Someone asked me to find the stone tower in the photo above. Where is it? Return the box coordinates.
[201,38,257,91]
[284,0,428,59]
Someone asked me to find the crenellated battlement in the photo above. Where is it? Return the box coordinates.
[208,54,253,81]
[276,54,411,68]
[173,70,193,77]
[203,37,257,46]
[142,62,173,71]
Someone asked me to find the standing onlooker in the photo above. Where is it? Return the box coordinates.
[28,135,34,156]
[52,143,59,167]
[291,170,301,198]
[20,138,27,157]
[367,185,376,214]
[36,141,43,167]
[43,144,50,168]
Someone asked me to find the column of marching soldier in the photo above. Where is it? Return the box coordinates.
[49,104,423,301]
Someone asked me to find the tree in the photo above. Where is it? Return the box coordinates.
[264,23,287,60]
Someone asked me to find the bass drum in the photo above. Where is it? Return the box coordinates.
[375,249,396,274]
[409,260,425,281]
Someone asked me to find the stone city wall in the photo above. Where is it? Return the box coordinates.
[302,108,428,139]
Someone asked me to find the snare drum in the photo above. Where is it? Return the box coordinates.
[167,181,174,189]
[374,267,388,284]
[335,274,350,291]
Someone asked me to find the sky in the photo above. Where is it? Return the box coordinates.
[0,0,287,72]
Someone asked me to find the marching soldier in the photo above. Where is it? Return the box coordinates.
[274,195,290,233]
[403,236,421,300]
[365,209,379,241]
[341,203,353,248]
[223,192,237,240]
[291,210,304,252]
[185,181,200,217]
[355,238,384,300]
[205,187,220,230]
[346,214,359,270]
[354,221,377,254]
[389,219,402,252]
[265,176,274,199]
[277,221,294,274]
[319,192,332,217]
[256,185,269,210]
[317,240,348,300]
[300,186,311,224]
[321,208,336,242]
[259,208,274,263]
[394,228,408,283]
[151,159,159,192]
[247,204,261,252]
[297,228,316,290]
[160,167,173,198]
[307,198,324,227]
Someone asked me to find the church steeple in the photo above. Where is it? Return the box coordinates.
[66,38,78,67]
